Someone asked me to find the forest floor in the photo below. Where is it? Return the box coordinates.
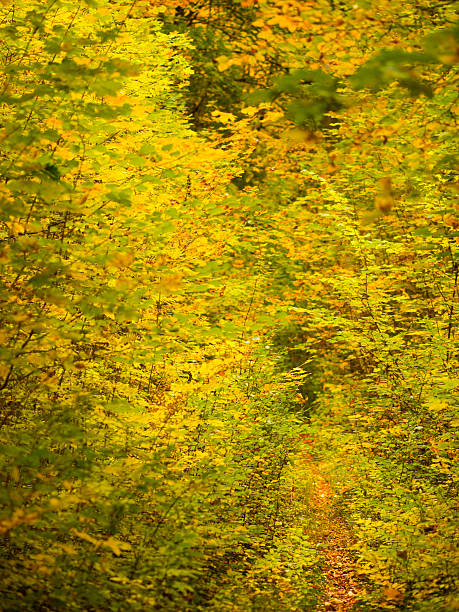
[301,443,362,611]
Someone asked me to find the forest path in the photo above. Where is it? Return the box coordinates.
[301,443,361,611]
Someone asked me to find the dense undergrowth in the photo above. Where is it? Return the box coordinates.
[0,0,457,610]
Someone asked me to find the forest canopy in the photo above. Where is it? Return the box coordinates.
[0,1,457,610]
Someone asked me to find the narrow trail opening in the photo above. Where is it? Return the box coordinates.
[301,443,362,611]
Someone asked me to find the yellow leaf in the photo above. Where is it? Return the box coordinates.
[383,586,404,602]
[212,111,236,124]
[111,251,135,268]
[45,117,63,130]
[375,195,394,213]
[158,273,182,293]
[103,537,131,556]
[71,529,101,547]
[427,399,448,412]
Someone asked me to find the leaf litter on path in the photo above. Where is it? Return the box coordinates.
[301,442,362,611]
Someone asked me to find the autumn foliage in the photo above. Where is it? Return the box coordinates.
[0,1,457,610]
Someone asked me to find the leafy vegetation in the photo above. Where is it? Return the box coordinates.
[0,0,457,610]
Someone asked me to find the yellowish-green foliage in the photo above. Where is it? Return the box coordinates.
[164,0,458,609]
[0,0,457,611]
[0,1,318,610]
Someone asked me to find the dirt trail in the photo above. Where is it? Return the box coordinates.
[302,448,361,611]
